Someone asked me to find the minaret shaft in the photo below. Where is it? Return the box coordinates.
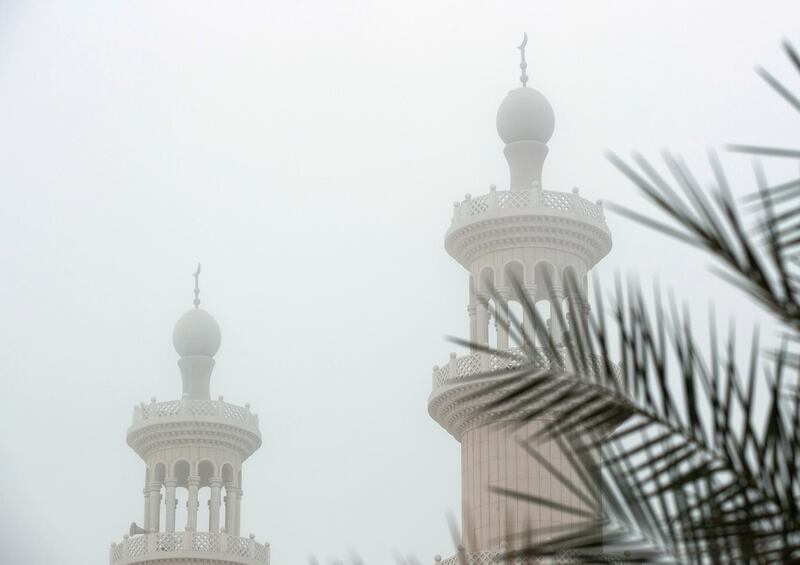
[504,140,548,190]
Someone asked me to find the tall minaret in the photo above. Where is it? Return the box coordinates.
[429,37,612,563]
[110,266,269,565]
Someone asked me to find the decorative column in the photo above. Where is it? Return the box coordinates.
[467,302,477,352]
[142,486,151,532]
[164,478,177,532]
[209,478,222,533]
[495,288,510,350]
[147,482,161,533]
[580,299,592,337]
[187,475,200,532]
[522,284,537,347]
[224,484,235,534]
[232,487,243,536]
[475,295,489,346]
[550,285,564,345]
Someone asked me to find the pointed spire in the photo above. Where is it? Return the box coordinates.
[517,32,529,87]
[193,263,201,308]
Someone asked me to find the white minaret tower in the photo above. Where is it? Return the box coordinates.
[110,266,269,565]
[429,36,612,563]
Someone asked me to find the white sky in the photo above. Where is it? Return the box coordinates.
[0,1,798,563]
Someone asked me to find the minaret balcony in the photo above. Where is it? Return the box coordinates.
[126,398,262,460]
[110,531,269,565]
[429,348,617,440]
[131,398,259,430]
[449,187,607,229]
[445,187,612,268]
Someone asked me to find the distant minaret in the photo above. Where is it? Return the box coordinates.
[429,36,612,562]
[109,266,269,565]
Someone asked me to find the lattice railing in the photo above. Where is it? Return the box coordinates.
[437,549,579,564]
[192,532,219,552]
[227,535,251,557]
[111,544,123,562]
[155,532,182,552]
[432,347,615,390]
[132,398,259,429]
[541,189,571,210]
[437,549,532,564]
[254,542,269,562]
[497,189,530,208]
[451,188,605,226]
[110,532,269,564]
[126,535,147,557]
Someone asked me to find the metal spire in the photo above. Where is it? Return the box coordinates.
[193,263,201,308]
[517,32,529,87]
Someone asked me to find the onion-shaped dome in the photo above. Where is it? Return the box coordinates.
[496,87,555,144]
[172,308,221,357]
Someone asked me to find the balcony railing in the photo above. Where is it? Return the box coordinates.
[437,549,583,564]
[450,187,605,227]
[110,532,269,564]
[436,549,534,564]
[432,347,615,391]
[131,398,259,430]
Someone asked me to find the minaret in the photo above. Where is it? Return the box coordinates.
[428,37,612,562]
[110,266,269,565]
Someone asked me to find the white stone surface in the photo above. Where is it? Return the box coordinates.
[110,291,267,564]
[496,87,555,144]
[430,67,612,559]
[173,308,222,358]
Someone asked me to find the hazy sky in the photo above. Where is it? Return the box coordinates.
[0,1,798,563]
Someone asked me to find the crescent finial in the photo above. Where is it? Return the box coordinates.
[193,263,201,308]
[517,32,529,87]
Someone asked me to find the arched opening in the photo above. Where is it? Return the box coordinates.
[503,261,526,348]
[533,262,556,346]
[221,463,235,533]
[153,462,166,484]
[508,301,525,347]
[153,463,166,533]
[197,460,215,532]
[173,460,191,531]
[562,266,579,342]
[533,299,551,347]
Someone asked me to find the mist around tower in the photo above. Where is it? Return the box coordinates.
[1,5,800,565]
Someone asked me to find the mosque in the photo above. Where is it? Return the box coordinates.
[107,36,612,565]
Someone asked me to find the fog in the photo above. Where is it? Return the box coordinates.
[0,1,797,563]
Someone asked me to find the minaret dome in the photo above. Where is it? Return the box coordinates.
[172,308,221,357]
[496,86,555,144]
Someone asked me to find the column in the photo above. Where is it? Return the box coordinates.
[232,488,243,536]
[581,299,592,341]
[187,475,200,532]
[224,484,235,534]
[573,295,592,358]
[467,302,477,352]
[209,479,222,533]
[522,284,537,348]
[142,486,151,532]
[495,289,510,350]
[147,482,161,533]
[550,285,564,345]
[564,292,578,343]
[475,296,489,346]
[164,478,177,532]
